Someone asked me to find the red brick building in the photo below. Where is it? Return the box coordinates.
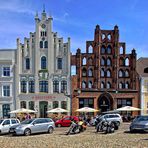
[71,25,140,116]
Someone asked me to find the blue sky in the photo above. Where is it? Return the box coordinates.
[0,0,148,58]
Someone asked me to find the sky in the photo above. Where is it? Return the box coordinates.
[0,0,148,58]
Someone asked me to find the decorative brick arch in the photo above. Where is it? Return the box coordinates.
[98,92,114,112]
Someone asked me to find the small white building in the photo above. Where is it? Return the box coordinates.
[0,49,16,118]
[15,10,71,117]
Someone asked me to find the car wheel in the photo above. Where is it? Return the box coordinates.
[130,127,135,133]
[57,124,61,127]
[144,129,148,133]
[24,128,31,136]
[48,127,54,134]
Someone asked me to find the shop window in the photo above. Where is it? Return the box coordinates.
[20,101,26,108]
[53,101,59,108]
[61,101,67,109]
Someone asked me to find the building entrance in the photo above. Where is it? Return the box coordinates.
[98,93,113,112]
[39,101,48,118]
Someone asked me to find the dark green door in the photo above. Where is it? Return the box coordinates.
[39,101,48,118]
[3,104,10,118]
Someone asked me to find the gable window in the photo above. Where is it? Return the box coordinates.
[106,82,111,89]
[53,80,59,93]
[101,82,105,89]
[88,81,93,88]
[101,57,105,66]
[41,56,46,69]
[3,85,10,96]
[101,46,105,54]
[88,46,93,53]
[82,81,86,88]
[101,69,105,77]
[106,70,111,77]
[88,68,93,77]
[107,58,111,66]
[57,58,62,69]
[82,68,87,77]
[26,58,30,70]
[39,81,48,93]
[82,57,86,65]
[3,67,10,76]
[107,46,111,54]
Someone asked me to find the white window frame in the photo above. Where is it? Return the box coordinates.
[2,84,11,97]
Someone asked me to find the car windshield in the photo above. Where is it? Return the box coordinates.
[0,119,3,124]
[136,116,148,121]
[21,119,34,124]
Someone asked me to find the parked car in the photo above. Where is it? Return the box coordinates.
[9,118,55,136]
[0,118,20,134]
[90,113,122,126]
[55,116,79,127]
[130,115,148,132]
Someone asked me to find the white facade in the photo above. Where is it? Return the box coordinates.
[15,10,71,117]
[0,50,16,118]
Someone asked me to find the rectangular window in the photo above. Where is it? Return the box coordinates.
[61,81,67,93]
[26,58,30,70]
[21,81,27,93]
[29,81,35,93]
[3,67,10,76]
[79,98,94,108]
[117,98,132,108]
[3,85,10,96]
[57,58,62,69]
[53,80,59,93]
[39,81,48,93]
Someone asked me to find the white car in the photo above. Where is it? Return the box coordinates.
[0,119,20,134]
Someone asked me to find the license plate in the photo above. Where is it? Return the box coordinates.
[9,129,14,133]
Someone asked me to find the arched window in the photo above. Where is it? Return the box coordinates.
[88,81,93,88]
[88,58,93,65]
[119,57,124,66]
[101,46,105,54]
[101,82,105,88]
[119,82,123,89]
[82,57,86,65]
[107,34,111,40]
[102,34,105,40]
[82,81,86,88]
[101,57,105,66]
[88,46,93,53]
[107,58,111,66]
[101,69,105,77]
[125,82,129,89]
[29,101,34,110]
[40,41,43,48]
[44,41,48,48]
[61,101,67,109]
[53,101,59,108]
[125,58,129,66]
[41,56,46,69]
[119,70,124,77]
[20,101,26,108]
[125,70,129,77]
[119,46,123,54]
[88,68,93,77]
[82,68,87,77]
[106,82,111,89]
[106,69,111,77]
[107,45,111,54]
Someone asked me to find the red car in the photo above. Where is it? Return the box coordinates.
[55,116,79,127]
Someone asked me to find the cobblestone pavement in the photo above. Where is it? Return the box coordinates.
[0,123,148,148]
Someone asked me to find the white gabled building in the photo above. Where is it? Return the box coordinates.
[15,10,71,117]
[0,49,16,118]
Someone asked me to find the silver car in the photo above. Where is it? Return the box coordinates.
[0,119,20,134]
[9,118,55,136]
[130,115,148,132]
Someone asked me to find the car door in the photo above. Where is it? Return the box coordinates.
[31,119,43,133]
[1,119,11,133]
[62,117,71,126]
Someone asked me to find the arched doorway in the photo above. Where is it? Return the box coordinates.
[98,93,113,112]
[39,101,48,118]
